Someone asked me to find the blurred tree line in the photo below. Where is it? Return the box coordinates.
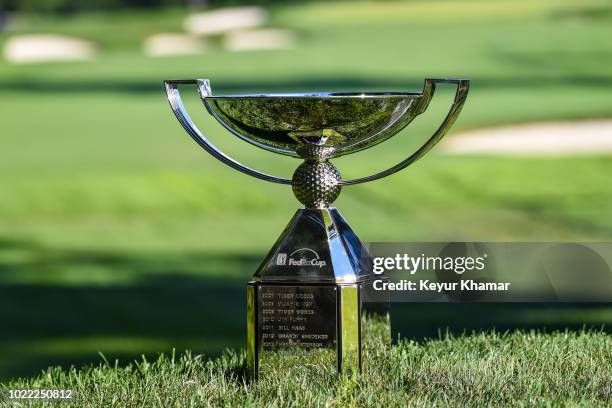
[0,0,285,14]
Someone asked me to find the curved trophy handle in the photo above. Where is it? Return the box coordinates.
[339,78,470,186]
[164,79,292,185]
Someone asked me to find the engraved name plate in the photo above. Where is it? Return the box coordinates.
[257,285,337,351]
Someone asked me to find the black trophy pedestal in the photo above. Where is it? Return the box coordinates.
[246,208,390,377]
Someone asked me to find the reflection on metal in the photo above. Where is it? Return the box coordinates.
[164,77,468,377]
[202,89,423,157]
[246,284,256,374]
[253,208,373,283]
[339,285,360,375]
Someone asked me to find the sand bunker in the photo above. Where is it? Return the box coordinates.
[143,33,206,57]
[441,120,612,156]
[184,7,266,35]
[223,29,296,51]
[3,34,96,64]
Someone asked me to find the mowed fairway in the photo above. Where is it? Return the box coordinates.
[1,0,612,380]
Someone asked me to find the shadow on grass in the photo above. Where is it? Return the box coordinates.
[0,237,610,381]
[0,237,255,381]
[391,303,612,343]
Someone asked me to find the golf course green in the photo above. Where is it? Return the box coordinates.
[1,0,611,388]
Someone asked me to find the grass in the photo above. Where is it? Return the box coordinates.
[1,0,612,384]
[4,329,611,407]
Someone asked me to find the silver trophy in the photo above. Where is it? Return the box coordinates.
[164,78,469,376]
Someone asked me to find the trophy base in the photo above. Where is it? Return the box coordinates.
[246,208,390,377]
[246,280,390,377]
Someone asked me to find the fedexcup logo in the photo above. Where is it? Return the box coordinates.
[276,248,327,268]
[276,253,287,265]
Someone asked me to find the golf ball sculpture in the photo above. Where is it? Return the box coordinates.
[164,78,469,376]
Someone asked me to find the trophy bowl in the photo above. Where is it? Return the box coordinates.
[203,90,431,157]
[164,77,469,377]
[165,78,468,188]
